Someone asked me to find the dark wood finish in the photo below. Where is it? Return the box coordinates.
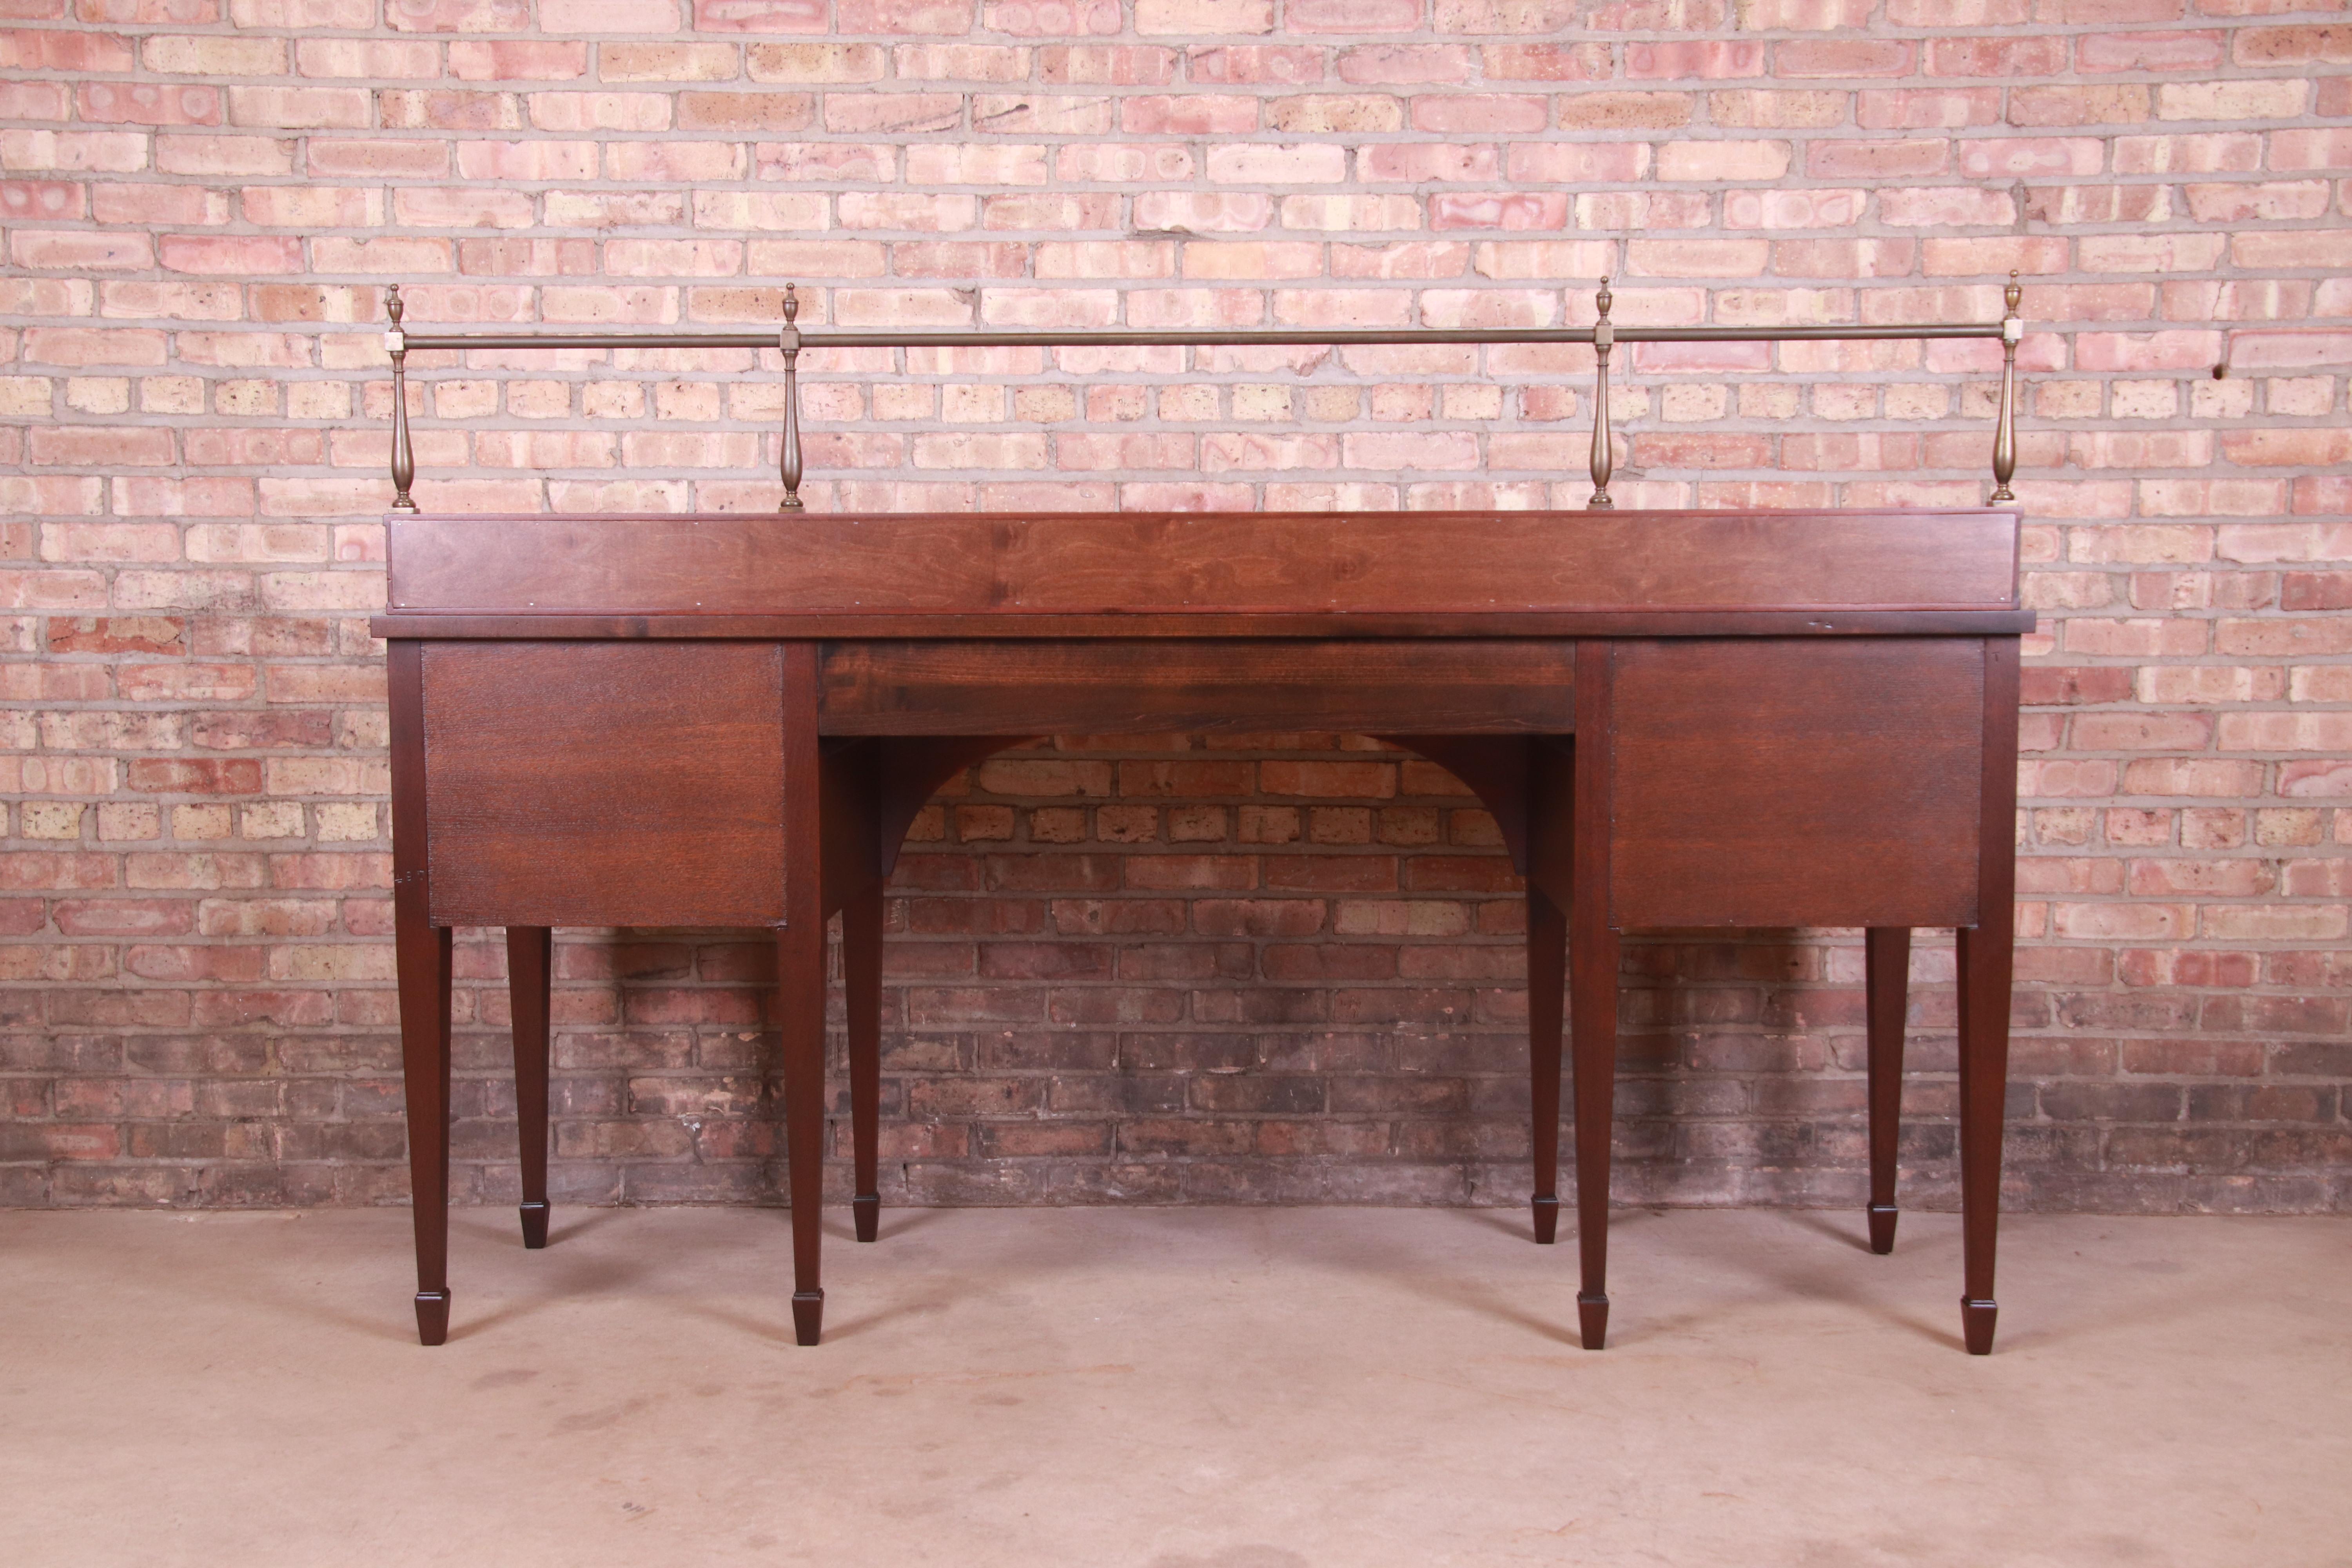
[1384,735,1542,877]
[824,641,1576,737]
[1569,642,1618,1350]
[1528,887,1566,1247]
[777,643,829,1346]
[387,510,2023,618]
[816,737,886,1243]
[376,609,2038,643]
[1607,639,1986,930]
[507,926,552,1250]
[1523,736,1574,1244]
[422,642,787,929]
[1526,738,1574,913]
[1564,639,2021,1352]
[870,737,1033,881]
[1864,926,1911,1256]
[843,877,883,1245]
[377,508,2029,1354]
[1959,638,2022,1354]
[388,641,453,1346]
[817,738,882,918]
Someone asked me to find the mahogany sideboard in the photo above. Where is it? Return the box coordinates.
[373,506,2029,1354]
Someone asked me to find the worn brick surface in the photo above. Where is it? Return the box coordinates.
[0,2,2346,1214]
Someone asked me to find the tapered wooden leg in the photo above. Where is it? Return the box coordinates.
[781,918,827,1344]
[843,878,884,1243]
[1528,886,1566,1245]
[780,643,828,1345]
[1569,921,1619,1349]
[1864,926,1910,1256]
[397,918,453,1345]
[1958,636,2021,1355]
[388,639,453,1346]
[1569,642,1617,1350]
[1956,919,2013,1354]
[507,926,553,1250]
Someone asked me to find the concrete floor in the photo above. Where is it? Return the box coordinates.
[0,1206,2345,1568]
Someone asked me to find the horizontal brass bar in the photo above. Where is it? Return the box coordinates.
[399,323,2004,354]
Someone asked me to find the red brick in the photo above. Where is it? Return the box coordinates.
[837,0,974,29]
[1122,94,1258,134]
[1428,192,1568,231]
[1780,39,1913,77]
[2082,29,2225,71]
[1410,94,1548,134]
[448,40,588,79]
[1290,0,1414,25]
[1927,35,2067,75]
[1185,44,1321,83]
[1553,91,1692,130]
[1136,0,1275,31]
[389,0,533,29]
[78,81,220,127]
[1036,44,1176,84]
[1856,87,2000,129]
[694,0,828,28]
[0,26,133,72]
[676,91,817,131]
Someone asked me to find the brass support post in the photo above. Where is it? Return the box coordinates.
[1587,278,1615,511]
[779,283,804,512]
[1991,271,2020,505]
[387,283,416,512]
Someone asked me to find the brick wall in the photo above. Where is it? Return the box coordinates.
[2,0,2346,1214]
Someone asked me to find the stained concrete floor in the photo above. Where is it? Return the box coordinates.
[1,1205,2345,1568]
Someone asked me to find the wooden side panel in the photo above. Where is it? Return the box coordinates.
[423,642,787,927]
[1608,638,1984,930]
[389,509,2021,617]
[820,639,1576,734]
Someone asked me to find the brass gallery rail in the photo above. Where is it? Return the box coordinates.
[380,276,2024,514]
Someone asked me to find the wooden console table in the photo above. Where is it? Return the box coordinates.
[374,505,2028,1354]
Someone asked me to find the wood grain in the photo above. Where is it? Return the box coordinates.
[843,878,883,1245]
[1528,885,1567,1247]
[777,643,829,1346]
[506,926,554,1250]
[373,610,2038,642]
[821,641,1575,736]
[1960,637,2023,1354]
[1607,638,1985,930]
[1569,641,1619,1351]
[388,640,454,1346]
[387,509,2022,618]
[1864,925,1911,1256]
[422,642,788,928]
